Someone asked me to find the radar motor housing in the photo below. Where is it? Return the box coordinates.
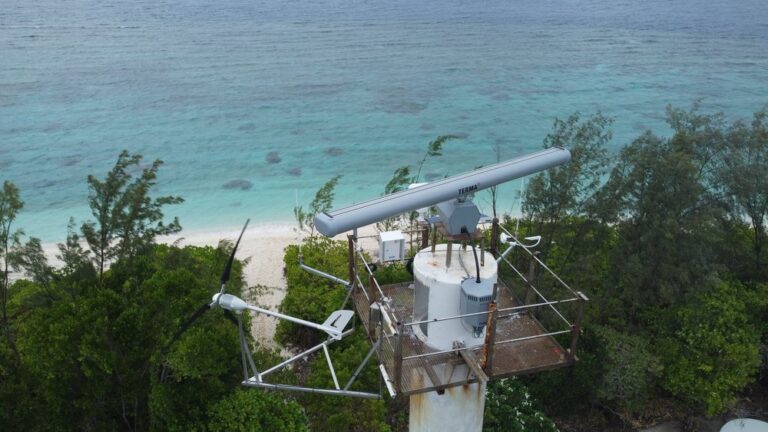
[436,199,482,235]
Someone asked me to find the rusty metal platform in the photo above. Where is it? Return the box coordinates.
[346,221,586,396]
[351,279,574,396]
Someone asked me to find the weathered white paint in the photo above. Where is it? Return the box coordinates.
[721,419,768,432]
[412,243,498,351]
[409,382,487,432]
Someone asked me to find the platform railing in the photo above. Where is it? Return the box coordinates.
[345,221,587,395]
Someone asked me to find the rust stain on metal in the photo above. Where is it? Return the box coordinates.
[353,278,577,396]
[409,393,430,430]
[481,301,497,368]
[414,369,425,388]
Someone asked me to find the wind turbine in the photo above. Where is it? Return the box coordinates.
[161,219,381,398]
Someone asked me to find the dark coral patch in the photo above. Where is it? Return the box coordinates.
[266,151,282,164]
[222,179,253,191]
[324,147,343,156]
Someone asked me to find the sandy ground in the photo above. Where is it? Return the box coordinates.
[164,223,302,351]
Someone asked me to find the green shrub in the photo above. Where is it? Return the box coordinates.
[484,377,558,432]
[276,237,350,349]
[592,325,662,412]
[208,389,309,432]
[656,280,761,415]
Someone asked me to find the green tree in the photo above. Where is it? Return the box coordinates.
[1,151,320,431]
[523,112,612,228]
[520,113,613,286]
[413,135,459,183]
[7,242,258,431]
[384,166,412,195]
[718,109,768,277]
[655,280,762,415]
[592,326,662,412]
[207,388,309,432]
[56,218,96,291]
[81,150,183,277]
[598,112,724,320]
[276,237,350,349]
[379,135,461,231]
[0,180,23,347]
[9,237,56,303]
[484,377,558,432]
[294,175,342,237]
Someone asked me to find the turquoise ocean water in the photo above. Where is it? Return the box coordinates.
[2,0,767,241]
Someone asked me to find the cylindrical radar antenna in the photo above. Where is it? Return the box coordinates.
[314,147,571,237]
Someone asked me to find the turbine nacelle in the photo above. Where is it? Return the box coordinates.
[212,293,248,312]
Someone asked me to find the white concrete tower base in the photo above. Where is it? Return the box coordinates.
[412,243,498,351]
[409,382,487,432]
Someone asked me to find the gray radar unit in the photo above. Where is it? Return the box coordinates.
[314,147,571,237]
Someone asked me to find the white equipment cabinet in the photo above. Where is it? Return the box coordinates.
[378,231,405,262]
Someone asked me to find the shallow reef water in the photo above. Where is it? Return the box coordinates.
[1,0,767,241]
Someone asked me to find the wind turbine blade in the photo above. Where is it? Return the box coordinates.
[222,309,240,327]
[166,303,211,348]
[220,219,250,288]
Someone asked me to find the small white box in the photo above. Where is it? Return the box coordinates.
[379,231,405,262]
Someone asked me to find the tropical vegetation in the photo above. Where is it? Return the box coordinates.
[1,104,766,431]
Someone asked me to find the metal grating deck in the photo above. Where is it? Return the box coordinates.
[352,279,572,396]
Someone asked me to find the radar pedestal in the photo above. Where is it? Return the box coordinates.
[310,147,580,430]
[409,243,497,432]
[409,383,487,431]
[412,244,497,350]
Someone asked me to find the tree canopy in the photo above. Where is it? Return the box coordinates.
[2,104,768,431]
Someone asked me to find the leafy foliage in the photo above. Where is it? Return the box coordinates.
[0,180,23,344]
[301,329,389,432]
[596,107,726,320]
[717,109,768,277]
[372,261,412,285]
[294,175,342,236]
[1,152,305,432]
[9,244,245,431]
[484,377,558,432]
[81,150,183,276]
[207,388,309,432]
[414,134,460,182]
[520,105,768,425]
[379,135,461,231]
[592,326,662,412]
[276,237,350,348]
[278,238,389,431]
[521,329,604,416]
[384,166,412,195]
[523,112,612,225]
[655,281,762,415]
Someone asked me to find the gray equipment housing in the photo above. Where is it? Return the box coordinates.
[314,147,571,237]
[460,277,494,333]
[436,199,481,236]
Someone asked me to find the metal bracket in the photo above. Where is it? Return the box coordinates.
[235,299,382,399]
